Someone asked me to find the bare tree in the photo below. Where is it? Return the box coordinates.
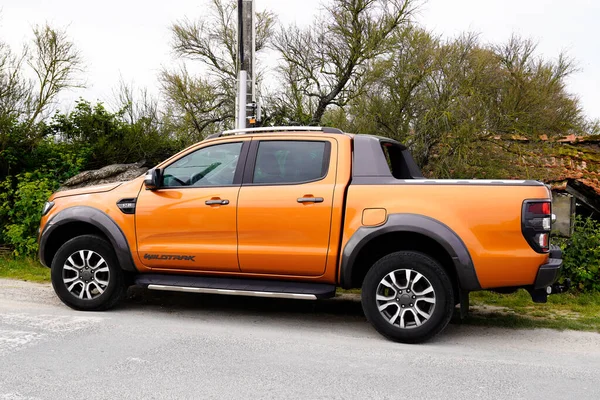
[160,67,232,140]
[26,24,84,125]
[0,42,30,118]
[164,0,275,136]
[113,79,160,127]
[273,0,418,125]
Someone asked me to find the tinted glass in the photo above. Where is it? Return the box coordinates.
[162,142,242,187]
[253,141,328,184]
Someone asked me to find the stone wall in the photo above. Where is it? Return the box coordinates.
[59,161,149,191]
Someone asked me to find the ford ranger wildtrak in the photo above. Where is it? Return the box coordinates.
[38,126,564,343]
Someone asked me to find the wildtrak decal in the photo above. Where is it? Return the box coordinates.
[143,254,196,262]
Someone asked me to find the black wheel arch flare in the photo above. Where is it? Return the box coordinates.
[38,206,137,272]
[340,213,481,291]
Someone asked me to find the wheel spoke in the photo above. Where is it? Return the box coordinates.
[63,276,79,284]
[84,250,93,267]
[67,256,83,269]
[413,286,434,296]
[63,265,78,273]
[89,281,105,295]
[399,309,408,328]
[389,307,401,325]
[388,271,399,288]
[95,278,109,287]
[378,301,397,312]
[416,297,435,304]
[402,270,411,289]
[376,293,395,302]
[379,277,395,290]
[415,306,431,320]
[79,282,86,299]
[410,272,423,290]
[95,266,109,274]
[408,309,422,326]
[79,250,86,265]
[92,258,106,270]
[67,280,81,292]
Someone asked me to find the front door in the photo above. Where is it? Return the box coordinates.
[237,138,336,276]
[136,140,248,271]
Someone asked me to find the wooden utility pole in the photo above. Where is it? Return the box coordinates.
[236,0,256,129]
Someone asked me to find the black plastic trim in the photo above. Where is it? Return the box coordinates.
[550,245,562,259]
[38,206,137,272]
[340,213,481,290]
[321,127,344,134]
[534,258,562,289]
[116,198,137,214]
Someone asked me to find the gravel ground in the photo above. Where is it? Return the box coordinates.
[1,278,599,399]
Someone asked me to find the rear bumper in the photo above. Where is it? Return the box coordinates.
[533,245,562,290]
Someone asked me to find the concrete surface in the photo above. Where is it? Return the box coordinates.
[1,278,599,399]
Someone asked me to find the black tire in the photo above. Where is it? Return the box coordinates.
[51,235,125,311]
[361,251,454,344]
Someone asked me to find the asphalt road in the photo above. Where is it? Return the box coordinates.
[1,279,599,400]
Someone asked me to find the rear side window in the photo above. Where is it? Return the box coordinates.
[252,141,330,184]
[381,142,423,179]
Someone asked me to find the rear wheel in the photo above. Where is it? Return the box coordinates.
[51,235,125,311]
[361,251,454,344]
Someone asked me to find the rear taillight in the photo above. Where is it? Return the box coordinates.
[527,202,551,215]
[522,200,552,253]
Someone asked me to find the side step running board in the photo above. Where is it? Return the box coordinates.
[135,274,336,300]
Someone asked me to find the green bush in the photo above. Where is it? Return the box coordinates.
[558,216,600,292]
[0,171,60,256]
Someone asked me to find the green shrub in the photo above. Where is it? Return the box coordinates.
[0,172,57,256]
[558,216,600,292]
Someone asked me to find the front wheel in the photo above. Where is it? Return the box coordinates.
[51,235,125,311]
[361,251,454,344]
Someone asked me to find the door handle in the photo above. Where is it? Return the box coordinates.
[297,197,324,203]
[205,199,229,206]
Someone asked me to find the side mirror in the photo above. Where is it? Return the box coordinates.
[144,168,161,190]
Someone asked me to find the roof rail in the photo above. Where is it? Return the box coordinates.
[205,126,343,140]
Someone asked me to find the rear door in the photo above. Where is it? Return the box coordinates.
[236,137,337,276]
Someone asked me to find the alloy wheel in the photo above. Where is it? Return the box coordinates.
[62,250,110,300]
[375,269,436,329]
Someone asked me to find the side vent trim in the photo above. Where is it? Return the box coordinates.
[117,198,137,215]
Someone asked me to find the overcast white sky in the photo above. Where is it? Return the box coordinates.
[1,0,599,120]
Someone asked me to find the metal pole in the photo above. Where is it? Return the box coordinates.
[237,70,247,129]
[237,0,244,69]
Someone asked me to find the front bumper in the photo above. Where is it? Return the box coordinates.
[533,245,563,290]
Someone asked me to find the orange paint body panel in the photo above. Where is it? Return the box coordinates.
[341,184,550,288]
[43,177,150,273]
[136,186,241,271]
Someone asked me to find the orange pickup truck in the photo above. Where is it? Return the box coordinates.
[38,126,564,343]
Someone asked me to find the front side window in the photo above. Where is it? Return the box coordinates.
[252,141,329,184]
[162,142,242,187]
